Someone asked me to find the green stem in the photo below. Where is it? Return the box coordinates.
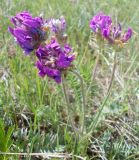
[61,75,77,133]
[89,89,111,132]
[89,52,117,132]
[71,70,86,135]
[91,53,100,81]
[86,53,100,99]
[86,48,103,99]
[107,52,117,95]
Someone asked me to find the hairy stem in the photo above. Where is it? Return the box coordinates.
[61,75,77,133]
[71,70,86,135]
[107,52,117,94]
[91,53,100,81]
[86,49,102,99]
[89,52,117,132]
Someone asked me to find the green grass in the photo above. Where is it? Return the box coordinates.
[0,0,139,159]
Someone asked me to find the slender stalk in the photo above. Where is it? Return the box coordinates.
[71,70,86,134]
[86,49,102,99]
[89,51,117,132]
[107,52,117,94]
[89,89,111,132]
[91,53,100,81]
[61,75,77,133]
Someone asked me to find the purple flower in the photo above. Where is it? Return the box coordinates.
[36,61,61,83]
[8,11,45,54]
[107,24,133,44]
[36,39,75,83]
[90,12,112,38]
[89,12,133,45]
[44,17,66,34]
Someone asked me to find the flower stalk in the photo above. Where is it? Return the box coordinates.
[86,47,102,99]
[71,70,86,135]
[107,51,117,94]
[61,74,78,133]
[89,51,117,132]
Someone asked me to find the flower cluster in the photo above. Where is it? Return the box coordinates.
[8,11,45,54]
[90,12,112,39]
[43,17,67,44]
[9,11,133,83]
[36,39,74,83]
[110,24,132,43]
[90,12,132,47]
[44,17,66,34]
[9,11,75,83]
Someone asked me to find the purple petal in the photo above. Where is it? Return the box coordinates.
[112,23,122,39]
[8,27,14,35]
[64,44,72,53]
[45,67,61,83]
[90,12,112,34]
[56,53,74,68]
[102,28,110,38]
[122,28,132,42]
[23,18,42,28]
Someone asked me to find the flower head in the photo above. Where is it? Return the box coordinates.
[42,17,67,44]
[89,12,133,48]
[106,24,133,46]
[90,12,112,38]
[44,17,66,34]
[8,11,46,54]
[36,39,75,83]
